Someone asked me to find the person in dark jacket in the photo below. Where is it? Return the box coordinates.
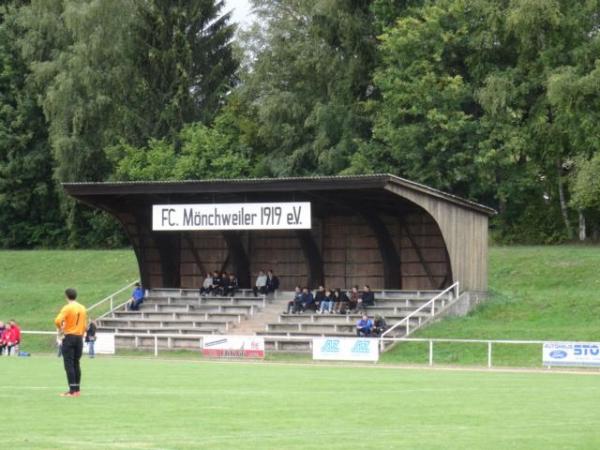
[266,270,280,294]
[333,288,349,314]
[285,286,302,314]
[223,273,239,297]
[85,319,97,358]
[357,285,375,312]
[372,315,388,337]
[300,287,315,313]
[314,286,325,311]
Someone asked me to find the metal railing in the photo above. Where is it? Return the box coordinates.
[379,282,459,350]
[19,330,563,368]
[87,280,139,318]
[379,337,546,368]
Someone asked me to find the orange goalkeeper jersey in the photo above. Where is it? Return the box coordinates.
[54,301,87,336]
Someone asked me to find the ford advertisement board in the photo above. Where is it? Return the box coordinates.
[543,342,600,367]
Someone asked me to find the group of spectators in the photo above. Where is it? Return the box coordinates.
[0,320,21,355]
[285,285,375,315]
[200,269,280,298]
[283,285,387,337]
[200,271,241,297]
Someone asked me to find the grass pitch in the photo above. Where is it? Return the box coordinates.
[2,356,600,449]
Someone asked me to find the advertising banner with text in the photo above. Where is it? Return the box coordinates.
[153,202,311,231]
[543,341,600,367]
[202,335,265,359]
[313,337,379,362]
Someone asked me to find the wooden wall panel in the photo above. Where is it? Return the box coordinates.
[248,230,307,289]
[178,231,228,289]
[385,185,489,292]
[322,216,384,289]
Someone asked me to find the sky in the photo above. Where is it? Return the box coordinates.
[224,0,255,26]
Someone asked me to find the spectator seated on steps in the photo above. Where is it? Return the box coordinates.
[285,286,302,314]
[319,289,334,314]
[266,270,280,294]
[356,285,375,313]
[333,288,349,314]
[200,272,213,296]
[314,286,325,311]
[223,273,239,297]
[127,282,145,311]
[356,314,373,337]
[253,270,268,297]
[372,315,388,337]
[300,287,315,312]
[347,286,359,313]
[209,271,224,296]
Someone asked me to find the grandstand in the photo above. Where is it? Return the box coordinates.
[96,287,465,352]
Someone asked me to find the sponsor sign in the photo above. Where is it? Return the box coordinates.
[202,335,265,359]
[312,337,379,362]
[543,341,600,367]
[152,202,311,231]
[82,333,115,355]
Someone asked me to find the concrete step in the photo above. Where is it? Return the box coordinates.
[145,296,268,307]
[266,323,357,334]
[141,303,257,315]
[277,312,431,323]
[99,326,220,335]
[113,311,248,322]
[98,318,232,330]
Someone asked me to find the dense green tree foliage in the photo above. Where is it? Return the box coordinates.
[0,2,64,247]
[1,0,599,247]
[236,0,378,176]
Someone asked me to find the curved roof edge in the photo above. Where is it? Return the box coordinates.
[63,173,497,217]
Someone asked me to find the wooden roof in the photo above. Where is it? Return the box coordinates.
[63,174,496,216]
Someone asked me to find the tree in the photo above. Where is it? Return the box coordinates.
[238,0,377,176]
[0,1,64,247]
[131,0,238,139]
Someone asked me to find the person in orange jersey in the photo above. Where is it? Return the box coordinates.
[54,288,87,397]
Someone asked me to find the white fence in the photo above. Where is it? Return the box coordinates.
[22,330,566,368]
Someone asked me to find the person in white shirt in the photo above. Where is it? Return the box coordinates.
[253,270,268,297]
[200,272,213,296]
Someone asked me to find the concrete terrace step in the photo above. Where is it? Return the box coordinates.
[141,303,259,314]
[148,288,259,298]
[145,296,269,307]
[113,311,249,322]
[277,312,431,324]
[114,311,247,322]
[99,326,221,335]
[98,318,233,330]
[266,314,422,329]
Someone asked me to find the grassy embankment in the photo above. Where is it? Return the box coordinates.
[1,246,599,367]
[0,250,138,350]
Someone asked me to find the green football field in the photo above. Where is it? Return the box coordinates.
[2,356,600,449]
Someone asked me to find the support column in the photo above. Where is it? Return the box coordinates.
[295,230,324,287]
[222,232,251,288]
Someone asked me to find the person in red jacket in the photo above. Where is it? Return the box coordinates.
[1,323,13,355]
[0,321,6,355]
[8,320,21,355]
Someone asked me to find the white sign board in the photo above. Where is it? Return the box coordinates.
[82,333,115,355]
[152,202,311,231]
[543,341,600,367]
[202,335,265,359]
[313,337,379,362]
